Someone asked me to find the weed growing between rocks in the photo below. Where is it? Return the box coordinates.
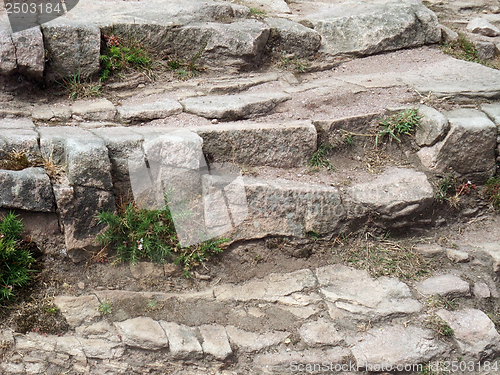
[0,212,35,301]
[58,68,103,100]
[441,32,500,70]
[96,199,228,277]
[376,108,421,144]
[279,54,309,73]
[486,176,500,209]
[308,143,335,170]
[164,42,207,80]
[0,149,66,181]
[98,299,112,315]
[435,174,477,208]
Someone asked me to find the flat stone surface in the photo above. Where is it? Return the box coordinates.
[347,167,434,220]
[316,264,421,322]
[53,295,101,327]
[214,268,317,302]
[467,17,500,37]
[418,109,497,181]
[416,105,450,147]
[0,168,54,212]
[413,244,445,257]
[159,321,203,359]
[72,99,117,121]
[446,248,470,263]
[473,282,491,299]
[475,242,500,273]
[78,338,125,359]
[193,120,316,167]
[76,321,120,342]
[199,324,232,360]
[225,325,288,352]
[181,92,291,120]
[415,274,470,298]
[114,317,168,350]
[265,17,321,57]
[437,308,500,360]
[481,103,500,126]
[55,336,86,359]
[117,95,182,123]
[351,325,447,368]
[298,318,344,346]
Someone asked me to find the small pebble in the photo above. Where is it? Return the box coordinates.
[211,119,219,124]
[77,282,85,290]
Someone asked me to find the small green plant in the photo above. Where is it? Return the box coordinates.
[145,299,158,311]
[486,176,500,209]
[98,299,112,315]
[58,68,102,99]
[309,143,335,169]
[0,212,34,301]
[376,108,421,144]
[441,32,500,70]
[166,42,206,80]
[174,237,228,278]
[435,174,455,203]
[249,7,267,18]
[43,305,59,314]
[279,54,309,73]
[100,34,153,80]
[306,231,320,241]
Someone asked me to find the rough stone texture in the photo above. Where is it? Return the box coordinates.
[53,295,101,327]
[473,282,491,299]
[440,24,459,43]
[481,103,500,126]
[245,0,290,14]
[41,22,101,81]
[467,17,500,37]
[55,336,86,359]
[215,269,316,302]
[78,338,125,359]
[181,92,291,120]
[351,325,447,368]
[308,0,440,56]
[159,322,203,359]
[298,318,343,346]
[476,242,500,273]
[418,109,497,182]
[0,25,17,75]
[347,167,434,220]
[416,105,449,147]
[436,309,500,360]
[316,264,421,322]
[225,326,288,352]
[265,18,322,57]
[0,118,39,157]
[226,176,344,240]
[71,99,117,121]
[413,244,445,257]
[446,248,470,263]
[173,19,270,72]
[0,168,55,212]
[475,40,497,60]
[117,95,183,123]
[76,321,120,342]
[313,112,380,146]
[415,274,470,298]
[199,324,232,360]
[11,27,45,80]
[114,317,168,350]
[194,120,316,167]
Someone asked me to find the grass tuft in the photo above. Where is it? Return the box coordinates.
[486,176,500,210]
[376,108,421,144]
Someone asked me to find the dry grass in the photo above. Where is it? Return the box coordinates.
[331,233,433,280]
[0,149,31,171]
[0,148,66,181]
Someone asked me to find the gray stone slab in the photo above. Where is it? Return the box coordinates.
[114,317,168,350]
[415,274,470,298]
[0,25,17,75]
[199,324,232,360]
[11,27,45,80]
[437,309,500,360]
[298,318,344,346]
[475,242,500,273]
[0,117,36,130]
[78,338,125,359]
[193,120,316,167]
[467,17,500,37]
[225,326,288,352]
[72,99,117,121]
[265,17,321,57]
[416,105,450,147]
[181,92,291,120]
[0,129,40,155]
[0,168,54,212]
[481,103,500,126]
[117,96,182,123]
[159,321,203,359]
[53,295,101,328]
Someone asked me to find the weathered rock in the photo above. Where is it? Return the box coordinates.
[265,18,321,57]
[416,105,449,147]
[481,103,500,126]
[78,338,125,359]
[76,321,120,342]
[11,27,45,80]
[0,168,55,212]
[245,0,290,14]
[53,295,101,327]
[475,40,497,60]
[440,24,459,43]
[215,269,317,302]
[473,282,491,299]
[193,120,316,167]
[351,325,447,369]
[117,95,182,123]
[181,92,291,120]
[71,99,117,121]
[55,336,86,359]
[41,22,101,81]
[347,167,434,220]
[418,109,497,181]
[308,0,440,56]
[159,321,203,359]
[199,324,232,360]
[173,19,270,72]
[298,318,343,346]
[413,244,445,257]
[467,18,500,37]
[446,248,470,263]
[0,26,17,75]
[0,118,39,157]
[415,274,470,298]
[475,242,500,273]
[436,309,500,360]
[225,325,288,352]
[313,112,379,146]
[316,264,421,322]
[225,176,344,239]
[114,317,168,350]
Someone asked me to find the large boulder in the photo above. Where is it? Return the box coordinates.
[307,0,441,56]
[415,105,449,147]
[417,109,497,182]
[265,18,321,57]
